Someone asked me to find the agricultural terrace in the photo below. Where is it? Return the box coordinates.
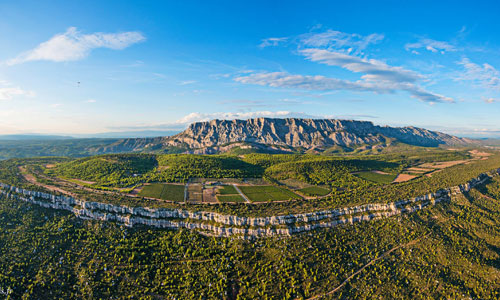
[1,148,499,214]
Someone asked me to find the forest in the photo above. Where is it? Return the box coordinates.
[0,176,499,298]
[0,148,498,298]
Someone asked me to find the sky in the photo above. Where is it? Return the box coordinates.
[1,0,500,138]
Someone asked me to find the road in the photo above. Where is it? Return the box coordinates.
[307,233,430,300]
[232,184,251,203]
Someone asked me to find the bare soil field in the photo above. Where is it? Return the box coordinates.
[202,187,218,203]
[128,185,145,196]
[469,149,491,157]
[406,167,434,173]
[393,174,417,183]
[187,183,203,203]
[419,160,470,169]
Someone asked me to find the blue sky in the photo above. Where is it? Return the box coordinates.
[1,0,500,137]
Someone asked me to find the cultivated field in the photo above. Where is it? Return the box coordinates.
[217,194,246,203]
[138,183,185,201]
[297,186,330,197]
[238,185,301,202]
[354,171,397,184]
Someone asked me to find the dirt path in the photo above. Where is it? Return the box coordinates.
[18,166,180,204]
[306,234,429,300]
[232,184,251,203]
[19,166,77,197]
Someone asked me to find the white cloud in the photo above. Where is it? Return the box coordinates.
[0,87,35,100]
[174,111,300,124]
[251,30,452,103]
[235,71,452,103]
[108,111,321,132]
[456,57,500,91]
[300,49,422,83]
[259,37,288,48]
[405,38,456,54]
[85,99,97,103]
[235,72,379,92]
[6,27,145,65]
[299,29,384,54]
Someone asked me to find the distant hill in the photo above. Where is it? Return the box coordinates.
[0,134,74,141]
[0,138,120,160]
[96,118,477,154]
[72,130,181,139]
[478,138,500,147]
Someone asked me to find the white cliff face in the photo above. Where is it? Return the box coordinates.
[96,118,476,154]
[1,169,498,239]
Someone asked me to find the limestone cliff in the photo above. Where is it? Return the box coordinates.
[1,169,497,239]
[97,118,475,154]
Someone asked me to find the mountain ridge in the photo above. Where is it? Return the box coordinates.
[96,118,476,154]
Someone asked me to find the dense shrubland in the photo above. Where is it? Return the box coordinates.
[0,150,498,217]
[1,177,500,299]
[0,149,500,298]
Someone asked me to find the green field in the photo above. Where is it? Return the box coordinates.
[239,185,300,202]
[217,194,246,203]
[297,186,330,196]
[138,183,185,201]
[354,171,398,184]
[218,185,238,194]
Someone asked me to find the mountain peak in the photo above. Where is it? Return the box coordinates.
[96,118,475,154]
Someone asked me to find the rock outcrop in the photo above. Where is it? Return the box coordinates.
[1,169,497,239]
[97,118,475,154]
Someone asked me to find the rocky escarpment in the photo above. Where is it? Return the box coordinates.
[1,169,498,239]
[98,118,475,154]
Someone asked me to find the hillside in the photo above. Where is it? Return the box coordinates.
[1,165,500,298]
[97,118,476,154]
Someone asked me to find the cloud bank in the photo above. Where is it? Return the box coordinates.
[300,48,422,83]
[250,29,453,104]
[235,71,452,103]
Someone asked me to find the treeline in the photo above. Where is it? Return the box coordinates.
[48,154,157,184]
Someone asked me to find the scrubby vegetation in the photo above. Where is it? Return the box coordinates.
[1,176,500,298]
[0,149,498,213]
[0,148,499,298]
[50,154,157,184]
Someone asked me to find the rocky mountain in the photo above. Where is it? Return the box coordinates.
[95,118,476,154]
